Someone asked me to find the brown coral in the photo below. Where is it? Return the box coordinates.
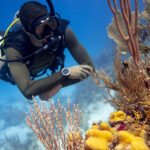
[25,97,82,150]
[91,0,150,146]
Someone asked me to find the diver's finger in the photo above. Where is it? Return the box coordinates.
[79,65,91,70]
[80,72,88,79]
[81,69,91,76]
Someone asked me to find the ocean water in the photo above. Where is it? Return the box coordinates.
[0,0,145,149]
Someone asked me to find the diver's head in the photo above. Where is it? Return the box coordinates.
[19,1,48,32]
[19,1,58,40]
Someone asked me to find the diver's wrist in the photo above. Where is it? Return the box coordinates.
[61,68,70,77]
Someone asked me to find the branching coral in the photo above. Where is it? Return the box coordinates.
[139,0,150,56]
[107,0,140,68]
[91,49,150,112]
[24,0,150,149]
[107,0,150,61]
[25,97,83,150]
[91,39,150,146]
[91,0,150,147]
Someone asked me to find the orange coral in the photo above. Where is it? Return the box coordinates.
[109,111,126,125]
[85,128,114,150]
[99,122,116,133]
[115,131,149,150]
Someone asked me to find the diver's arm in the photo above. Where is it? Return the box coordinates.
[65,27,95,69]
[61,28,95,87]
[5,47,66,99]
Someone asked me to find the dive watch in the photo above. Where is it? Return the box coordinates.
[61,68,70,77]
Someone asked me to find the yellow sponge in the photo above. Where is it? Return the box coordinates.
[99,122,109,130]
[85,137,109,150]
[109,111,126,124]
[85,129,114,150]
[91,125,99,130]
[115,131,149,150]
[131,137,149,150]
[99,122,116,133]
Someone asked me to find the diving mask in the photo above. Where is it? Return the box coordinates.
[31,14,59,40]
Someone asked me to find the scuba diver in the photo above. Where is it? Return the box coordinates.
[0,0,95,100]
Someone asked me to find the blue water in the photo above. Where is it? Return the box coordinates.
[0,0,145,149]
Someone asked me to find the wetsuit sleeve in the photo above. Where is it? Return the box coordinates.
[61,27,95,87]
[65,27,95,68]
[5,47,66,99]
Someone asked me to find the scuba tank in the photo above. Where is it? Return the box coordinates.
[0,31,6,65]
[12,11,23,32]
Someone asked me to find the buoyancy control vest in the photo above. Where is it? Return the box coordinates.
[0,18,70,85]
[0,0,70,85]
[26,18,70,78]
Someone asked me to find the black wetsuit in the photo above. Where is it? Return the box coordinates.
[4,27,94,99]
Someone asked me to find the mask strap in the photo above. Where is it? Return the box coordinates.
[46,0,55,16]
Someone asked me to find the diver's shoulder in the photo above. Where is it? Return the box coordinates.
[64,27,79,47]
[65,27,76,38]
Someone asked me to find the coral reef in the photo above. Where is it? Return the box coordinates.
[25,97,82,150]
[91,0,150,148]
[25,0,150,149]
[84,119,149,150]
[107,0,140,68]
[67,132,84,150]
[25,99,149,149]
[109,111,126,125]
[115,131,149,150]
[85,126,114,150]
[107,0,150,59]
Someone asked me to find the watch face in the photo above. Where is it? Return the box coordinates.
[63,68,69,74]
[62,68,70,76]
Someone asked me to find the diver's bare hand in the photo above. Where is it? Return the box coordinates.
[69,65,92,80]
[39,84,62,100]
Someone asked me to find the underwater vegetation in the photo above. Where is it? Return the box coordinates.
[25,98,83,150]
[25,0,150,149]
[92,0,150,148]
